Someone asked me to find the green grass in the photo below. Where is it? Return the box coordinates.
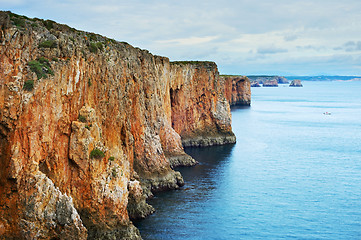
[90,149,105,159]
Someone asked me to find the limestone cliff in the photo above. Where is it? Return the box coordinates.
[169,62,236,147]
[221,76,251,106]
[0,12,247,239]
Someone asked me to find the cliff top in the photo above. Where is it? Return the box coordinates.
[170,61,218,72]
[220,74,247,78]
[2,11,118,42]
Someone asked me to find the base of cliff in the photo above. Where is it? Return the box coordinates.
[230,100,251,107]
[127,180,155,220]
[86,222,142,240]
[140,171,185,199]
[181,134,236,147]
[165,152,198,169]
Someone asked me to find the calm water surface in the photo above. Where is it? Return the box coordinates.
[135,81,361,239]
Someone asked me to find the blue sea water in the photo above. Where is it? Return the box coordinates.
[135,81,361,240]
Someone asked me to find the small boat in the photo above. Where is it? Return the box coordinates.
[323,112,331,115]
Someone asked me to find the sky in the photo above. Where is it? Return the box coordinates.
[2,0,361,76]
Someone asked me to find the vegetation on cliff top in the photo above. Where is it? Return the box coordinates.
[89,42,104,53]
[171,61,216,65]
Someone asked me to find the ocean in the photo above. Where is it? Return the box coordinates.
[135,81,361,239]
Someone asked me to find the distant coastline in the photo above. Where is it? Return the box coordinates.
[248,75,361,82]
[284,76,361,81]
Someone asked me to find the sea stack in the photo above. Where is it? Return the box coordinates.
[251,81,261,87]
[263,79,278,87]
[289,79,303,87]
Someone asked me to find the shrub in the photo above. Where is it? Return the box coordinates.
[39,40,57,49]
[108,156,115,162]
[112,167,118,178]
[43,20,55,30]
[12,17,26,28]
[9,13,27,28]
[87,33,98,42]
[28,58,54,79]
[23,80,34,91]
[89,42,103,53]
[78,115,87,123]
[90,148,105,159]
[88,78,92,87]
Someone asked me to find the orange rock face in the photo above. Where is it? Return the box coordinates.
[0,12,249,239]
[222,76,251,106]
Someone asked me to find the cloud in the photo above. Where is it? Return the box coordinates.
[257,46,288,55]
[0,0,24,5]
[4,0,361,75]
[344,41,361,52]
[156,36,219,46]
[284,35,298,41]
[333,41,361,52]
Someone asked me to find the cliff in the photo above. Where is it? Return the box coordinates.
[221,76,251,106]
[169,62,236,147]
[0,12,250,239]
